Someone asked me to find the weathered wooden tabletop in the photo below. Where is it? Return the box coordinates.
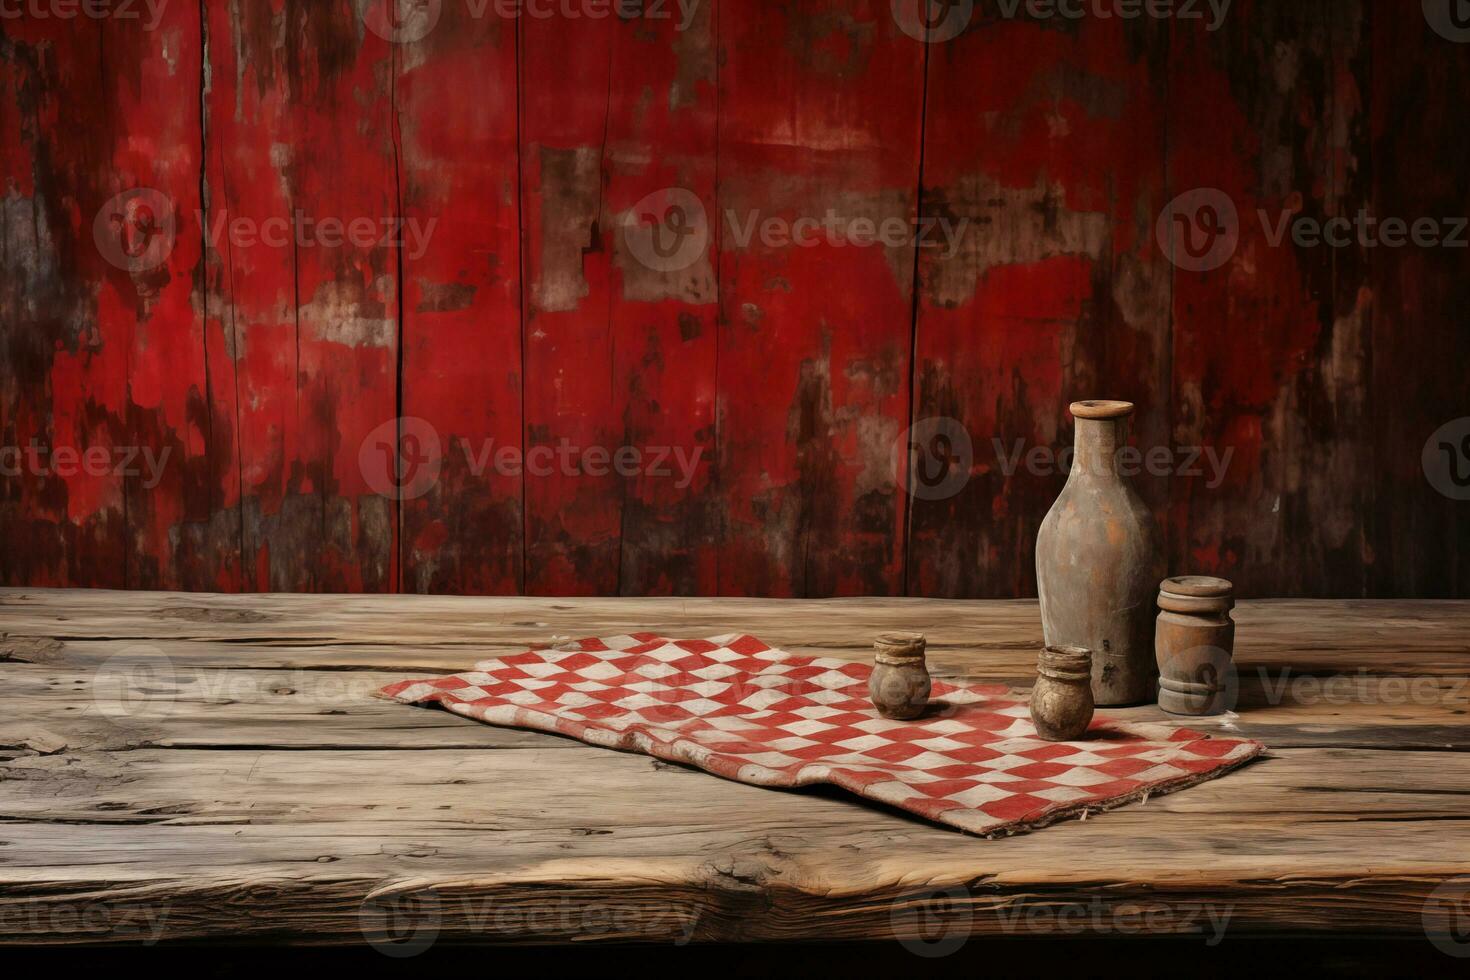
[2,589,1468,948]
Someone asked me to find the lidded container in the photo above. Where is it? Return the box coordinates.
[1155,576,1236,716]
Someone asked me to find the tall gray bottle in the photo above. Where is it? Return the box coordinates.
[1035,400,1163,706]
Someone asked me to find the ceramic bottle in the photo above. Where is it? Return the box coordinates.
[1035,400,1163,706]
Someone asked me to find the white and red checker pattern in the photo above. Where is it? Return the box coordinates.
[378,634,1264,836]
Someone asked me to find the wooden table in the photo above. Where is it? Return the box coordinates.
[2,590,1468,948]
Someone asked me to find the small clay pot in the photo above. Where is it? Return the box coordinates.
[1030,645,1096,741]
[869,632,931,720]
[1155,576,1236,716]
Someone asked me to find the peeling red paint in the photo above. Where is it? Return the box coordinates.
[2,3,1465,599]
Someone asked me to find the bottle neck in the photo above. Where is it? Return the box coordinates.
[874,632,926,666]
[1072,417,1125,478]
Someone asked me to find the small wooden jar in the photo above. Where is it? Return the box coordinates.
[1155,576,1236,716]
[1030,646,1095,741]
[870,632,931,720]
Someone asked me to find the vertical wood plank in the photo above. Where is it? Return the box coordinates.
[1369,3,1470,597]
[606,0,720,596]
[520,4,720,596]
[395,4,524,595]
[1166,0,1374,597]
[910,13,1172,598]
[117,1,221,590]
[0,17,172,588]
[716,0,923,597]
[205,0,399,593]
[519,12,617,595]
[203,0,294,591]
[292,1,401,592]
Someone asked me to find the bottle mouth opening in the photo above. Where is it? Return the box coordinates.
[1070,400,1136,420]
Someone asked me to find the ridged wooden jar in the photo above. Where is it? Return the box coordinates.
[1155,576,1236,716]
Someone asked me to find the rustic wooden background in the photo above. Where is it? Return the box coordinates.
[1,0,1466,599]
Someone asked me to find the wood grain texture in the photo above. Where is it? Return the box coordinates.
[396,3,524,595]
[1368,3,1470,598]
[2,588,1469,945]
[1,4,1467,599]
[1166,0,1377,597]
[716,0,922,597]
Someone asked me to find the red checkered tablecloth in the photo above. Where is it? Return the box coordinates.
[377,634,1263,836]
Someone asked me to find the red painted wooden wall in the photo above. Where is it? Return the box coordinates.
[1,0,1466,598]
